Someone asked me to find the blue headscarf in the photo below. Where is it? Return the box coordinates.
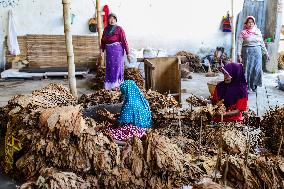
[118,80,152,129]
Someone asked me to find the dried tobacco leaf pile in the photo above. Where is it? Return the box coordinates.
[78,89,122,108]
[0,83,205,189]
[176,51,204,73]
[0,83,77,174]
[120,133,203,188]
[88,67,105,90]
[144,90,178,120]
[1,83,284,189]
[220,155,284,189]
[88,67,145,90]
[261,106,284,156]
[124,68,145,90]
[186,94,208,107]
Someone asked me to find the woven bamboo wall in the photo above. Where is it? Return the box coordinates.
[5,35,100,68]
[5,36,27,62]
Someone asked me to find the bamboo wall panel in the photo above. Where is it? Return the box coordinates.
[5,35,100,69]
[5,36,27,61]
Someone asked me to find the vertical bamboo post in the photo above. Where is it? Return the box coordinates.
[62,0,78,98]
[96,0,104,67]
[198,116,203,160]
[278,126,283,156]
[224,154,229,189]
[231,0,236,62]
[178,108,182,136]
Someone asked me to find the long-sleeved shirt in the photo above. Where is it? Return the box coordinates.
[211,89,247,122]
[237,34,268,56]
[101,26,129,55]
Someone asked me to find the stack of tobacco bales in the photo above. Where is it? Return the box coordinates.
[0,83,284,189]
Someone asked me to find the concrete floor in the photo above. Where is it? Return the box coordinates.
[0,72,283,114]
[0,173,18,189]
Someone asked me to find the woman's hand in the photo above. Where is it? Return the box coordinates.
[200,96,211,104]
[237,55,242,64]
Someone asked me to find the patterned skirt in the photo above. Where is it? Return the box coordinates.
[242,46,263,90]
[106,124,147,141]
[105,42,125,90]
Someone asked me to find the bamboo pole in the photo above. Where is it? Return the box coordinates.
[62,0,77,98]
[231,0,236,62]
[198,116,203,160]
[278,126,283,156]
[224,154,229,189]
[96,0,104,67]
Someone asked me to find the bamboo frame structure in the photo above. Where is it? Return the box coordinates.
[96,0,105,67]
[62,0,78,98]
[231,0,236,62]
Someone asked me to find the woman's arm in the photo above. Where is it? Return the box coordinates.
[119,27,129,55]
[237,37,244,63]
[260,37,269,56]
[223,109,240,117]
[100,29,106,52]
[223,98,247,117]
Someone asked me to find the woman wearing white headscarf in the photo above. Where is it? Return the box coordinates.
[237,16,269,92]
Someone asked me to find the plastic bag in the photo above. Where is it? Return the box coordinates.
[125,49,140,69]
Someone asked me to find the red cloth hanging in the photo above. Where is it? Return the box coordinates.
[103,5,109,28]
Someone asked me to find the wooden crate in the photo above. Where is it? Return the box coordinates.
[144,57,181,102]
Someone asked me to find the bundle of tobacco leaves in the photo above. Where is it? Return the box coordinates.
[176,51,204,73]
[88,67,145,90]
[261,106,284,155]
[78,89,122,108]
[144,90,178,120]
[124,68,145,90]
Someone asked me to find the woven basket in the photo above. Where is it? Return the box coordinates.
[278,52,284,70]
[207,83,217,96]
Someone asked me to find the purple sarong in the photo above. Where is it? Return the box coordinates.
[105,42,124,90]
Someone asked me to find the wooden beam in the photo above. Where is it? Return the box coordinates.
[96,0,105,67]
[231,0,236,62]
[62,0,78,98]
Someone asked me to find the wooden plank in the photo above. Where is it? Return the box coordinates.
[144,57,181,102]
[26,35,100,68]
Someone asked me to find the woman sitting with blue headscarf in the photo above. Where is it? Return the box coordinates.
[106,80,152,142]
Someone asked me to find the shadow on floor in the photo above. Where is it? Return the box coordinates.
[0,173,17,189]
